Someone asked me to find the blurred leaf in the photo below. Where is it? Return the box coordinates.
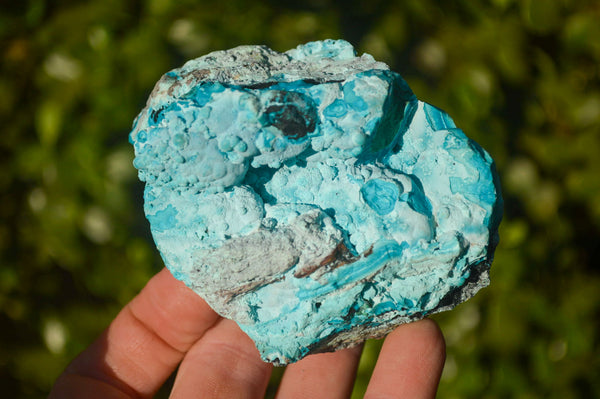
[35,101,62,147]
[521,0,563,33]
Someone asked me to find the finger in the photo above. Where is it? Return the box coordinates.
[364,319,446,399]
[170,318,273,399]
[275,344,363,399]
[49,268,221,399]
[49,374,135,399]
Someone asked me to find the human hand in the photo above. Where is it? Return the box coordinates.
[49,268,445,398]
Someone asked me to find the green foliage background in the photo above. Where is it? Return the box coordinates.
[1,0,599,397]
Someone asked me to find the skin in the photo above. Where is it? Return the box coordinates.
[49,268,446,399]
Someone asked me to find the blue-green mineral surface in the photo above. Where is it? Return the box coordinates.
[129,39,502,365]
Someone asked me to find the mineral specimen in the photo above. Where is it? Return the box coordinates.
[129,39,502,365]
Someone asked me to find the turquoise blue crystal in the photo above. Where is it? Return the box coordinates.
[129,40,502,365]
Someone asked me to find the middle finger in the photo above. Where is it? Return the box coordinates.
[170,319,273,399]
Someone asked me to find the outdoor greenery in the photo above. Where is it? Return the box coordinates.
[1,0,599,397]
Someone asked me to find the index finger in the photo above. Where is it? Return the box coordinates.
[50,268,221,398]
